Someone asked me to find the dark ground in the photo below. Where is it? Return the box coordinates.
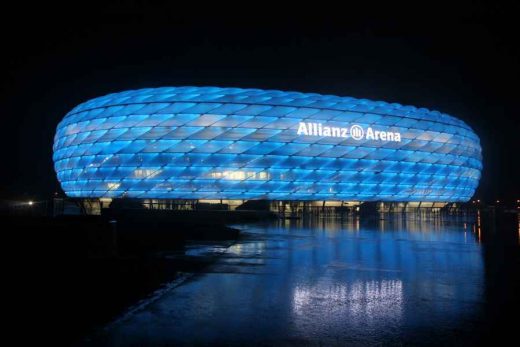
[478,211,520,344]
[2,212,264,346]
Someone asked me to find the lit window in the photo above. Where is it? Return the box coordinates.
[107,183,120,190]
[134,168,162,178]
[209,170,270,180]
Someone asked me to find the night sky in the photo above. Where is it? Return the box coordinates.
[1,2,518,202]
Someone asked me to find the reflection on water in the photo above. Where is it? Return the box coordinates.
[86,213,519,346]
[292,279,404,324]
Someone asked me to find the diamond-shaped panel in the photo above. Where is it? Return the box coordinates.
[53,86,482,201]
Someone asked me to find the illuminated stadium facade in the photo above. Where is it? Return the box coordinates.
[53,87,482,207]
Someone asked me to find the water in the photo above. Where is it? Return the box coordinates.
[84,213,519,346]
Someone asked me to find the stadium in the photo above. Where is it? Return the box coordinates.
[52,86,482,212]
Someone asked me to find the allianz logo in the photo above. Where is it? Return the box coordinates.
[297,122,402,142]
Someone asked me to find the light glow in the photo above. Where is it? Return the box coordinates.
[53,87,482,201]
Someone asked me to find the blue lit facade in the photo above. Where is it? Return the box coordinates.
[53,87,482,201]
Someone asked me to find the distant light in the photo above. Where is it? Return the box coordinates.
[28,201,33,206]
[496,200,500,203]
[477,199,480,203]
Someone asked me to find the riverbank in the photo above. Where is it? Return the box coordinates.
[3,211,265,346]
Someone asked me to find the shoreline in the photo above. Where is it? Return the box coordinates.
[3,213,254,346]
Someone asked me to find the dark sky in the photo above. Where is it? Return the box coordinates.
[1,2,518,202]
